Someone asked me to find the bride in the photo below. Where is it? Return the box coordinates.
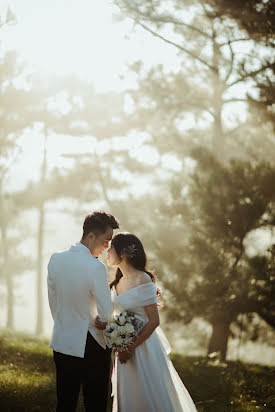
[98,232,198,412]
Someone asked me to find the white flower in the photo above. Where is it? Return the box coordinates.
[110,330,118,339]
[124,335,133,344]
[104,312,144,350]
[114,336,123,346]
[117,325,127,334]
[118,315,126,325]
[125,323,135,333]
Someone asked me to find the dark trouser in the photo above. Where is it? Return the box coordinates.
[53,332,111,412]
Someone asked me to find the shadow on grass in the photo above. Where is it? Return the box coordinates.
[171,353,234,411]
[171,353,275,412]
[0,331,112,412]
[0,338,53,373]
[0,331,55,411]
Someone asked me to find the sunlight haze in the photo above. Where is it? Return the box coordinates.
[1,0,274,376]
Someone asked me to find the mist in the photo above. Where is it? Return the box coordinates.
[1,0,275,372]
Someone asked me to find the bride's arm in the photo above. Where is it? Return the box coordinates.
[118,303,159,363]
[131,303,160,349]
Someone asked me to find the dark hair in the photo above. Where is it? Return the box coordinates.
[109,232,156,289]
[82,211,119,238]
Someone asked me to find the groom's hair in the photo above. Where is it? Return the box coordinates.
[82,211,119,238]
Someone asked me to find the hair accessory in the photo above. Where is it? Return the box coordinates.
[122,244,138,258]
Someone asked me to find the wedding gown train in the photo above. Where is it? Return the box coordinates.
[111,282,198,412]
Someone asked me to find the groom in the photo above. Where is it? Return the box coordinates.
[47,211,119,412]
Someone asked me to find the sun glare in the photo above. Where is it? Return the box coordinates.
[1,0,250,189]
[1,0,182,92]
[2,0,131,90]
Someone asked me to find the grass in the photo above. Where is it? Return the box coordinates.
[170,354,275,412]
[0,330,274,412]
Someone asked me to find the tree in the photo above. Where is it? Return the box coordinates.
[114,0,274,157]
[0,192,34,329]
[212,0,275,126]
[0,11,36,329]
[155,149,275,360]
[33,76,155,228]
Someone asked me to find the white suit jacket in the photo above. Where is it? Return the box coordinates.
[47,242,113,358]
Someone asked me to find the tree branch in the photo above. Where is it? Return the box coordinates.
[223,98,248,104]
[219,38,251,47]
[117,2,212,40]
[231,244,244,273]
[139,15,212,40]
[159,17,212,39]
[224,40,235,83]
[226,62,274,89]
[136,20,218,73]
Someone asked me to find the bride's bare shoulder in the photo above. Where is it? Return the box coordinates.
[138,272,152,285]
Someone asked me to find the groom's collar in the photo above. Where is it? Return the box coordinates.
[70,242,92,255]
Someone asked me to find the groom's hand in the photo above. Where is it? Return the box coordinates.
[95,315,107,330]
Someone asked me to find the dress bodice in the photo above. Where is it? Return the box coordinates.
[111,283,158,324]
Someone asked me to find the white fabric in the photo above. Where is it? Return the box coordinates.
[47,242,113,357]
[111,283,197,412]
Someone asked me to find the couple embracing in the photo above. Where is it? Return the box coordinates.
[47,211,197,412]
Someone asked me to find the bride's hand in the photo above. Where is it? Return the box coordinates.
[95,315,107,330]
[118,349,132,364]
[126,343,136,354]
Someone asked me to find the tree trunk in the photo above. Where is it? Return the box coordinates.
[2,223,14,329]
[0,188,14,330]
[212,28,224,158]
[207,320,231,361]
[6,264,14,329]
[35,133,47,335]
[213,105,223,156]
[94,152,130,225]
[35,201,45,335]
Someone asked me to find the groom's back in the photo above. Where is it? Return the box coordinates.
[48,245,105,314]
[51,249,92,300]
[47,243,109,357]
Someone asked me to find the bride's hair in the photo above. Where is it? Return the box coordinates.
[109,232,157,290]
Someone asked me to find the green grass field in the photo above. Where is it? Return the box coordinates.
[0,330,274,411]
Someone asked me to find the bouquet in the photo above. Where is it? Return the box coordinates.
[104,311,144,351]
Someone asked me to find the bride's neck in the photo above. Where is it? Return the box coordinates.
[118,262,139,280]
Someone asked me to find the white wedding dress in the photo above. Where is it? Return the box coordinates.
[111,282,198,412]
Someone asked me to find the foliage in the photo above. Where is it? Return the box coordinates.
[212,0,275,44]
[148,150,275,359]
